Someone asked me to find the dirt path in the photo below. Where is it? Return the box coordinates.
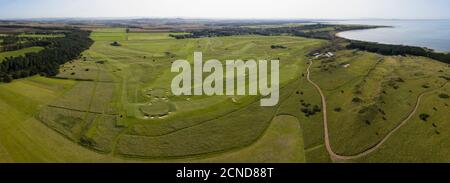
[306,61,446,162]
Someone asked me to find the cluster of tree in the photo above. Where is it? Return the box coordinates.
[169,24,378,40]
[419,113,430,121]
[0,35,51,52]
[293,31,333,40]
[270,45,287,49]
[300,100,321,117]
[0,29,93,82]
[347,41,450,64]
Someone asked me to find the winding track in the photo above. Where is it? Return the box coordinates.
[306,61,446,162]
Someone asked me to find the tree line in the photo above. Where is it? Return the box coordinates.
[169,24,379,40]
[347,41,450,64]
[0,29,93,83]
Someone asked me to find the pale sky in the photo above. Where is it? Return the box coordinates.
[0,0,449,19]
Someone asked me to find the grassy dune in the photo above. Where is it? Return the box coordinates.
[196,115,306,163]
[0,76,128,162]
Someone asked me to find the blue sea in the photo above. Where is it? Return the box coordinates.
[331,20,450,52]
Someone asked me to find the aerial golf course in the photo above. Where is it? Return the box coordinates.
[0,28,448,162]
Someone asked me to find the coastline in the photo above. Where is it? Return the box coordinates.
[334,22,450,53]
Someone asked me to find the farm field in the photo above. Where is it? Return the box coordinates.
[0,28,448,162]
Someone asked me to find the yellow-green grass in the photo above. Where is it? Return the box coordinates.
[49,81,96,112]
[310,50,450,158]
[82,115,124,153]
[195,115,306,163]
[0,46,44,62]
[357,84,450,162]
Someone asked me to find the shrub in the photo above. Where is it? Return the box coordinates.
[438,93,449,99]
[419,113,430,121]
[334,107,342,112]
[2,74,13,83]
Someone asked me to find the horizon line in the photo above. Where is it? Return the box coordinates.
[1,16,450,21]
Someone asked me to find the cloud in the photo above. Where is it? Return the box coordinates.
[0,0,448,19]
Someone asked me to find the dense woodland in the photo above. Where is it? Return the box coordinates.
[0,28,93,82]
[347,41,450,64]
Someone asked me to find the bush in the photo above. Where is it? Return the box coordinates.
[334,107,342,112]
[438,93,449,99]
[110,41,121,46]
[271,45,287,49]
[419,113,430,121]
[352,97,363,103]
[422,84,430,89]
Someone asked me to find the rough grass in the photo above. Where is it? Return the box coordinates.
[195,115,306,163]
[358,84,450,162]
[49,81,95,112]
[90,82,118,114]
[82,115,125,153]
[310,50,450,158]
[116,99,279,158]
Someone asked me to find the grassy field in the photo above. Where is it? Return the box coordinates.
[195,115,306,163]
[0,27,448,162]
[0,46,44,62]
[357,84,450,162]
[0,76,129,162]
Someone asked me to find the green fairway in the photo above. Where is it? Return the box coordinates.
[0,46,44,62]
